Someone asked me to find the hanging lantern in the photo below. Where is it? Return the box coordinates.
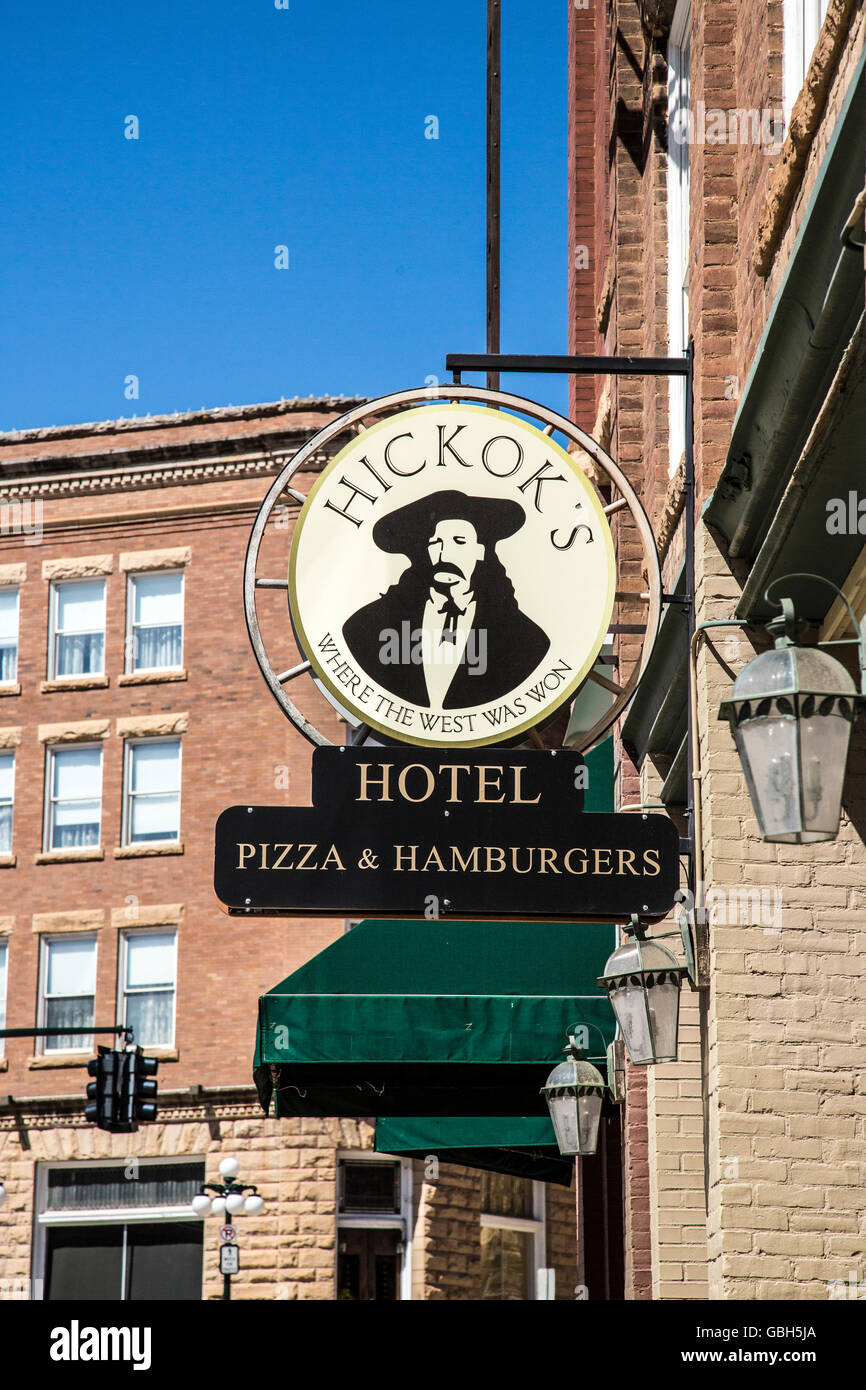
[540,1043,607,1156]
[598,937,685,1065]
[719,640,860,844]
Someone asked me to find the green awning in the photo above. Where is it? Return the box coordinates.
[374,1115,574,1186]
[254,918,616,1118]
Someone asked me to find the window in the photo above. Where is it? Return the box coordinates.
[783,0,830,123]
[49,579,106,678]
[480,1173,546,1301]
[119,930,177,1047]
[38,936,97,1052]
[126,571,184,672]
[0,940,7,1058]
[0,751,13,853]
[339,1160,401,1214]
[667,0,691,475]
[123,739,181,844]
[0,587,19,682]
[45,745,103,850]
[35,1160,205,1302]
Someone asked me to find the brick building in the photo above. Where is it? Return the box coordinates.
[569,0,866,1297]
[0,401,580,1300]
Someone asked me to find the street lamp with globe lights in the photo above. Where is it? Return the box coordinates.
[191,1157,265,1298]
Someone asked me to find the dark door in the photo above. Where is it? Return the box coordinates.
[337,1229,401,1300]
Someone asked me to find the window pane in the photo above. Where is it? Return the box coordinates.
[0,642,17,682]
[46,1226,123,1301]
[480,1226,532,1301]
[131,742,180,793]
[126,990,174,1047]
[130,793,179,841]
[126,932,176,988]
[56,631,104,676]
[56,580,105,632]
[0,804,12,855]
[46,937,96,995]
[126,1223,203,1301]
[0,588,18,639]
[46,1162,205,1211]
[340,1162,400,1213]
[480,1172,534,1219]
[0,750,13,799]
[134,625,182,670]
[52,746,102,800]
[133,573,183,626]
[44,994,94,1050]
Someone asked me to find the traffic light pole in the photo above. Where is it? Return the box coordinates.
[0,1026,133,1041]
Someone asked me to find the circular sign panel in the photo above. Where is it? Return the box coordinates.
[288,403,616,747]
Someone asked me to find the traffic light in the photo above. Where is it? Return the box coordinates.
[85,1046,121,1130]
[119,1048,159,1128]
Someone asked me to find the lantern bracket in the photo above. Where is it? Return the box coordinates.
[764,572,866,696]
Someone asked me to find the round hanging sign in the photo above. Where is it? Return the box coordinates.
[287,403,616,747]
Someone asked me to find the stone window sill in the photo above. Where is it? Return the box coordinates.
[41,676,109,693]
[0,854,16,868]
[0,1058,8,1072]
[118,669,188,686]
[144,1047,179,1061]
[35,848,105,865]
[114,842,184,859]
[27,1053,90,1069]
[0,683,21,698]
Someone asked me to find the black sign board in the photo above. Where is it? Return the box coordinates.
[214,748,679,921]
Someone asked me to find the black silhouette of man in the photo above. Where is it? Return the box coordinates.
[342,490,550,708]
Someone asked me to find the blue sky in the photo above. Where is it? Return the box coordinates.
[1,1,567,431]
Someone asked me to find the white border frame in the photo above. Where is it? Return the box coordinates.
[36,932,98,1057]
[125,569,185,675]
[336,1151,414,1301]
[43,742,104,853]
[31,1156,206,1301]
[116,926,178,1049]
[121,736,182,848]
[47,576,107,681]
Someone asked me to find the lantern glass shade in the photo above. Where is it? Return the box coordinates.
[225,1192,245,1214]
[244,1194,264,1215]
[191,1194,212,1217]
[600,938,683,1065]
[541,1057,606,1156]
[210,1197,227,1217]
[720,644,856,843]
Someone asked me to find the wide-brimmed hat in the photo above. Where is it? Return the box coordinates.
[371,489,526,557]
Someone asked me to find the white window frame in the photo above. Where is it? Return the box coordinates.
[0,749,14,855]
[36,933,98,1056]
[0,585,20,683]
[480,1177,547,1301]
[0,939,8,1059]
[125,569,185,674]
[121,737,182,847]
[43,743,103,853]
[336,1151,414,1301]
[783,0,830,124]
[48,577,106,680]
[31,1157,206,1302]
[667,0,691,477]
[117,928,178,1049]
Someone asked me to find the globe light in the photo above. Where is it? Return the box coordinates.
[540,1046,607,1157]
[599,936,685,1065]
[211,1197,227,1217]
[225,1192,245,1214]
[720,640,859,844]
[191,1194,212,1217]
[219,1157,240,1179]
[0,1180,7,1209]
[244,1194,265,1215]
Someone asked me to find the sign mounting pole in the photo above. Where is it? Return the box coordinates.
[487,0,501,393]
